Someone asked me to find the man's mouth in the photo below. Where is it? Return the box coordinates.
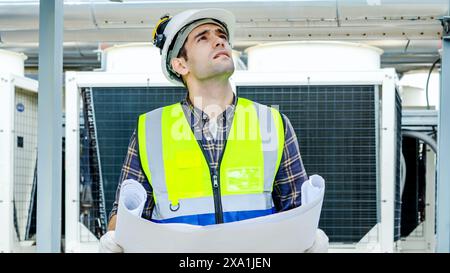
[213,51,230,59]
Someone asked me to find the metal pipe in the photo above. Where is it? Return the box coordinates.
[36,0,63,253]
[400,151,406,196]
[400,130,437,199]
[402,130,437,153]
[436,9,450,253]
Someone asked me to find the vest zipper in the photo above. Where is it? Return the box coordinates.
[194,138,225,224]
[211,171,223,224]
[213,129,229,224]
[214,112,231,224]
[192,105,234,224]
[194,135,231,224]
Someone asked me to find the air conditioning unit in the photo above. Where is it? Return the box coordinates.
[0,50,38,253]
[237,41,402,252]
[64,69,401,253]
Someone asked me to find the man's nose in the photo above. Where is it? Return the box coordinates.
[213,35,227,48]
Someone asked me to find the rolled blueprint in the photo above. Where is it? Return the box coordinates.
[115,175,325,253]
[117,179,147,217]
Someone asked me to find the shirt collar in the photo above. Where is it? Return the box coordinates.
[182,92,237,123]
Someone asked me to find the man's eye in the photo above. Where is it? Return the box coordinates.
[198,36,206,42]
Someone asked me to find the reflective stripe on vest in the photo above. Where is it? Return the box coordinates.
[138,97,284,225]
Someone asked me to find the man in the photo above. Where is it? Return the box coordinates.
[99,8,328,253]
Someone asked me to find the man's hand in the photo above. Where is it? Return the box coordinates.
[99,230,123,253]
[305,229,329,253]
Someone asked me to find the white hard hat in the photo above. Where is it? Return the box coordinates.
[152,9,235,86]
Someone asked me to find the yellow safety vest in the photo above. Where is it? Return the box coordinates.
[137,97,284,225]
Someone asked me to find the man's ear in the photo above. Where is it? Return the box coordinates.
[171,57,189,77]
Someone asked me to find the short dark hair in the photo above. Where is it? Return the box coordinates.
[178,43,188,61]
[177,43,188,87]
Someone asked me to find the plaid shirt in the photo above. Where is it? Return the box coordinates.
[109,94,308,221]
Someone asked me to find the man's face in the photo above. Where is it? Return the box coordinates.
[177,23,235,83]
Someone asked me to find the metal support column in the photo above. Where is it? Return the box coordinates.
[37,0,63,253]
[436,15,450,253]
